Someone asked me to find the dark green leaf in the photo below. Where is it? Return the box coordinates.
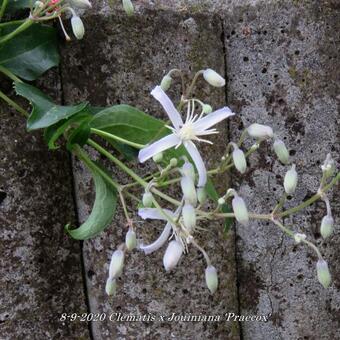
[67,120,91,151]
[0,22,59,80]
[15,82,88,130]
[89,105,165,145]
[0,0,31,10]
[108,140,138,161]
[65,159,117,240]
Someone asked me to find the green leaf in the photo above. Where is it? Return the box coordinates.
[0,22,59,80]
[65,160,117,240]
[205,178,233,233]
[89,105,165,145]
[0,0,31,10]
[15,82,88,130]
[67,120,91,151]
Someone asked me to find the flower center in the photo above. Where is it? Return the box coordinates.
[178,122,196,141]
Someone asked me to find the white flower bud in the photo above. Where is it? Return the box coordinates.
[181,161,195,181]
[247,123,274,139]
[273,139,289,164]
[284,164,298,195]
[170,158,178,167]
[122,0,134,16]
[197,187,207,204]
[160,75,172,91]
[142,192,153,207]
[320,215,334,239]
[69,0,92,9]
[232,195,249,226]
[203,69,225,87]
[105,277,117,296]
[205,265,218,294]
[180,176,197,206]
[152,152,163,163]
[321,153,335,178]
[294,233,306,243]
[232,148,247,174]
[109,249,124,279]
[182,203,196,232]
[202,104,213,114]
[163,240,183,271]
[218,197,225,205]
[125,228,137,250]
[316,259,331,288]
[71,16,85,40]
[34,1,44,8]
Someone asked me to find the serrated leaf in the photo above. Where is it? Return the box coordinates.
[65,159,117,240]
[15,81,88,130]
[0,22,59,80]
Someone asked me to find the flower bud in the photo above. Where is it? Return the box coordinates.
[320,215,334,239]
[273,139,289,165]
[163,240,183,271]
[321,153,335,178]
[180,176,197,206]
[152,152,163,163]
[247,123,274,139]
[232,195,249,226]
[69,0,92,8]
[170,158,178,167]
[71,16,85,40]
[205,265,218,294]
[294,233,306,244]
[181,161,195,181]
[182,203,196,232]
[109,249,125,279]
[34,1,44,8]
[284,164,298,195]
[160,75,172,91]
[122,0,134,16]
[316,259,331,288]
[105,277,117,296]
[217,197,225,205]
[203,69,225,87]
[142,192,153,207]
[202,104,213,114]
[197,187,207,204]
[232,148,247,174]
[125,228,137,250]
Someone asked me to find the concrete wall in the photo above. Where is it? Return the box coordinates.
[0,1,339,339]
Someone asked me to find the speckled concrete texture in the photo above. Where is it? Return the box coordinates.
[224,1,340,339]
[0,73,89,339]
[60,9,239,340]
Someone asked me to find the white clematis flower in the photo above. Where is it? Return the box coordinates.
[138,86,235,187]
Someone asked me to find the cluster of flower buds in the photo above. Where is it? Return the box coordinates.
[105,246,125,296]
[31,0,92,40]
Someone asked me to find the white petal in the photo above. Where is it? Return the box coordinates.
[138,208,174,220]
[139,222,172,254]
[151,86,183,129]
[193,107,234,133]
[184,141,207,187]
[138,133,180,163]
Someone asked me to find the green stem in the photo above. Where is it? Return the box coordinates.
[91,128,145,149]
[0,0,8,21]
[0,19,25,27]
[0,19,34,45]
[0,90,28,117]
[0,65,22,83]
[279,172,339,218]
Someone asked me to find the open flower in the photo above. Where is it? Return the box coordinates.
[138,86,235,187]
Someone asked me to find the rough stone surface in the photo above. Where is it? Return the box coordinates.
[224,1,340,339]
[0,73,89,339]
[61,9,239,340]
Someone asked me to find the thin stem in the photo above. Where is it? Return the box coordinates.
[0,0,8,21]
[0,65,23,83]
[0,19,34,45]
[118,190,132,226]
[0,90,29,117]
[271,219,295,238]
[91,128,145,149]
[185,70,203,100]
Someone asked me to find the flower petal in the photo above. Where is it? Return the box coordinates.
[151,86,183,129]
[138,133,180,163]
[139,222,172,254]
[184,141,207,187]
[193,107,234,133]
[138,208,174,220]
